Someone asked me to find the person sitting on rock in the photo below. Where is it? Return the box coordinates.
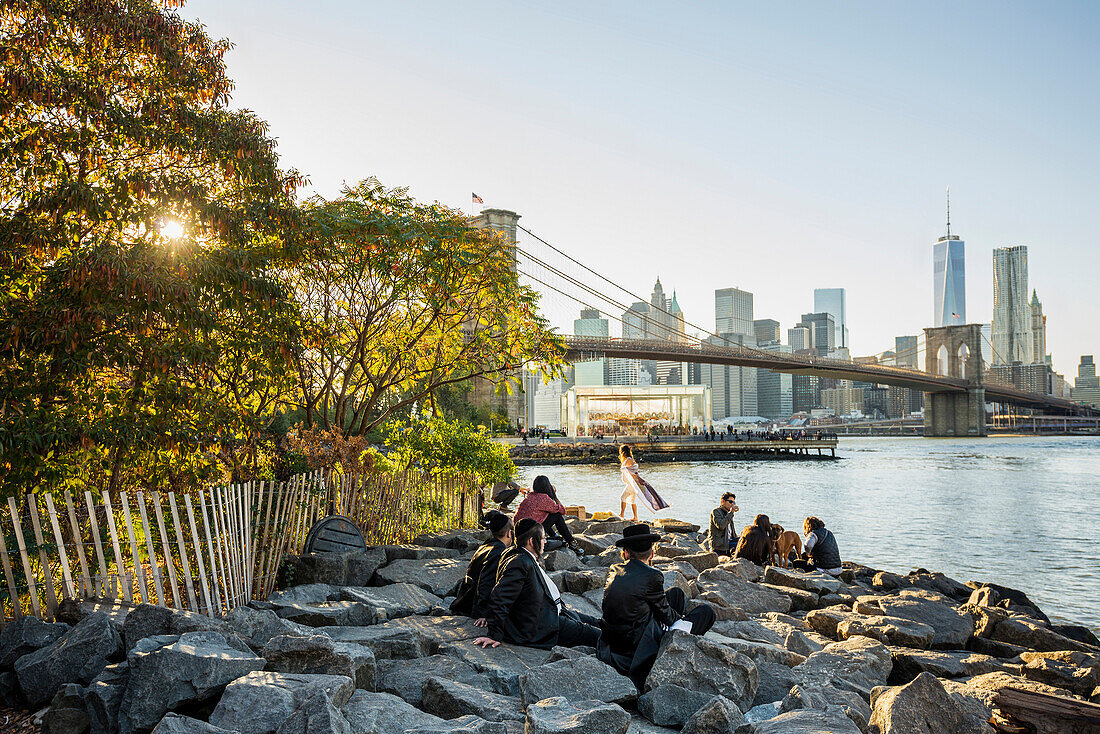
[733,513,772,566]
[597,524,716,690]
[474,518,601,650]
[451,510,513,621]
[707,492,738,557]
[790,516,843,576]
[512,475,583,555]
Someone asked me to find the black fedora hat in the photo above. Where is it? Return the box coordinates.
[615,523,663,549]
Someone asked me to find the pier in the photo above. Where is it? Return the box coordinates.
[506,436,839,465]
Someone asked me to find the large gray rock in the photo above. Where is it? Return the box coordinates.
[414,530,491,552]
[544,549,585,572]
[15,612,124,707]
[285,549,388,586]
[262,634,376,689]
[804,606,854,639]
[871,590,975,649]
[376,654,491,706]
[712,620,786,647]
[779,683,871,734]
[869,672,990,734]
[381,545,460,562]
[86,661,129,734]
[758,583,817,612]
[738,706,862,733]
[560,592,602,619]
[572,533,620,556]
[637,684,714,727]
[340,690,446,733]
[151,713,239,733]
[209,671,354,734]
[421,676,525,721]
[519,655,636,706]
[718,558,764,582]
[836,614,935,649]
[374,559,467,597]
[1021,655,1100,697]
[696,568,791,615]
[273,600,384,628]
[0,616,70,669]
[274,690,351,734]
[763,567,841,596]
[268,584,340,605]
[121,604,229,652]
[991,617,1100,654]
[525,696,630,734]
[225,607,314,651]
[560,568,608,594]
[42,682,89,734]
[437,639,554,697]
[675,552,720,573]
[340,583,443,618]
[888,647,1002,684]
[401,715,506,733]
[784,630,823,657]
[645,631,759,712]
[119,631,266,734]
[791,635,893,698]
[751,661,799,708]
[680,695,746,734]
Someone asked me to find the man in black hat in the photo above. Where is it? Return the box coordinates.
[474,518,600,650]
[451,510,513,620]
[597,523,717,689]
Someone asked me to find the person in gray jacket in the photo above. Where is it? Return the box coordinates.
[707,492,738,556]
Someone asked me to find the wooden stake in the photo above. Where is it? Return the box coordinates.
[6,498,40,618]
[183,495,213,617]
[135,492,164,606]
[151,492,182,610]
[167,493,198,613]
[26,495,59,619]
[43,494,75,601]
[118,491,148,603]
[63,491,91,598]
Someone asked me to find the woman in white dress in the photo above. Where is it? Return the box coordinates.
[619,445,669,520]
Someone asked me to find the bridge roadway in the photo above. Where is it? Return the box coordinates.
[561,336,1098,417]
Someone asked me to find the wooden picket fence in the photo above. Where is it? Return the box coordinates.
[0,469,481,623]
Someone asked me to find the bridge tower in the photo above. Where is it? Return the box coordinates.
[923,324,987,437]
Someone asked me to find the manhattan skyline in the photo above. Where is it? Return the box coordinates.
[182,1,1099,370]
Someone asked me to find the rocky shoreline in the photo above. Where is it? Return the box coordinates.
[4,516,1098,733]
[510,444,837,465]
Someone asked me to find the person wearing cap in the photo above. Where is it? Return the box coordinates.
[597,523,717,690]
[474,518,601,650]
[707,492,738,557]
[451,510,514,620]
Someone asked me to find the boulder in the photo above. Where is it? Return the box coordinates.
[571,533,620,556]
[268,584,340,605]
[560,592,602,619]
[119,631,266,733]
[401,715,506,733]
[719,558,764,582]
[0,616,70,669]
[15,612,124,707]
[706,633,804,668]
[779,683,871,733]
[209,671,354,734]
[339,690,446,733]
[836,614,935,649]
[284,549,389,586]
[376,654,491,706]
[637,684,714,727]
[225,607,313,651]
[318,625,431,661]
[1021,655,1100,697]
[872,590,975,649]
[696,568,792,615]
[421,676,525,721]
[869,672,988,734]
[750,661,799,707]
[121,604,230,652]
[262,634,375,689]
[274,690,351,734]
[543,549,585,573]
[518,655,636,705]
[645,631,759,712]
[758,583,817,612]
[1051,624,1100,647]
[414,530,490,552]
[991,617,1100,654]
[560,568,608,594]
[763,567,841,596]
[374,558,467,597]
[737,706,862,733]
[791,636,893,698]
[86,661,129,734]
[888,647,1002,684]
[42,682,90,734]
[437,639,553,697]
[653,519,700,533]
[151,713,239,733]
[273,601,384,628]
[628,714,678,733]
[381,545,460,562]
[713,620,785,647]
[525,696,630,734]
[967,584,1049,622]
[680,695,746,734]
[966,635,1030,660]
[0,670,16,707]
[784,630,823,657]
[804,606,854,639]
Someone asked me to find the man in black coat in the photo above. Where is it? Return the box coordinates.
[474,518,600,650]
[451,510,513,620]
[597,524,717,690]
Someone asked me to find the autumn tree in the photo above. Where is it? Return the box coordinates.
[290,179,564,438]
[0,0,305,494]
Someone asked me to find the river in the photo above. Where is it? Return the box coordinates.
[514,436,1100,632]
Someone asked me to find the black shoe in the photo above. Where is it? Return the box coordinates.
[567,542,584,557]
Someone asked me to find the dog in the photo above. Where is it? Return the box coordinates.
[768,524,803,568]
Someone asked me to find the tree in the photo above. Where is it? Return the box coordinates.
[377,417,514,486]
[0,0,305,494]
[290,179,564,438]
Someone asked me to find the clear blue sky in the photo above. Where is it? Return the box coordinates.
[185,0,1099,374]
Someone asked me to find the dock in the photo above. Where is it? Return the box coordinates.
[507,437,839,465]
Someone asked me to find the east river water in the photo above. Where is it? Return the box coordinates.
[515,436,1100,632]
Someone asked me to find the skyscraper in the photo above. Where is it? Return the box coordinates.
[933,192,965,327]
[1030,290,1047,365]
[573,308,609,385]
[757,342,793,420]
[788,326,812,352]
[754,319,781,345]
[894,335,919,368]
[798,312,836,357]
[1073,356,1100,407]
[992,246,1033,365]
[715,288,753,337]
[702,333,757,419]
[813,288,847,349]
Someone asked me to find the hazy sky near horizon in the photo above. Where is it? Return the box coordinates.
[184,0,1099,372]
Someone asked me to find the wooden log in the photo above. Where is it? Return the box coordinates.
[6,498,40,618]
[993,687,1100,734]
[63,491,92,598]
[26,495,59,618]
[135,492,164,606]
[100,492,130,602]
[43,494,76,601]
[167,493,198,613]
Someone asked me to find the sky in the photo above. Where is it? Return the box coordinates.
[183,0,1099,375]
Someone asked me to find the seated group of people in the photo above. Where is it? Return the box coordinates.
[451,507,716,690]
[707,491,843,575]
